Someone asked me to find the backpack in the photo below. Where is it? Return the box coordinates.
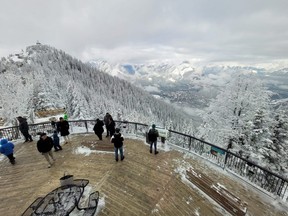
[148,129,158,142]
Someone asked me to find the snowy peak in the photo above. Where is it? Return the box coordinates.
[88,60,202,83]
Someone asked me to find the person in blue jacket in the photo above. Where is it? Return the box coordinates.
[0,138,15,164]
[52,131,62,151]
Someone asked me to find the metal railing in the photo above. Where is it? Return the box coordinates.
[0,119,287,201]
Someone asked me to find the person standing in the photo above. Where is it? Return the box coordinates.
[0,139,16,165]
[17,116,33,142]
[93,119,104,141]
[104,113,112,137]
[52,130,62,151]
[57,117,70,144]
[108,117,116,137]
[37,133,55,168]
[148,124,159,154]
[111,128,125,162]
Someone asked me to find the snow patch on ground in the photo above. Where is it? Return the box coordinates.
[74,146,95,156]
[69,185,97,216]
[95,194,106,215]
[73,146,113,156]
[194,207,201,216]
[69,186,105,216]
[0,155,5,162]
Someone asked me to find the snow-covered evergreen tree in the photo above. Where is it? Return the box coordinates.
[198,74,271,152]
[268,109,288,175]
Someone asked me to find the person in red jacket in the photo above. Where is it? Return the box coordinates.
[37,133,55,168]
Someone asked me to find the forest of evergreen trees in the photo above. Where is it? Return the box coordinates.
[0,44,194,133]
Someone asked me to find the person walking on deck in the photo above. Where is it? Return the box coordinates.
[37,133,55,168]
[111,128,125,162]
[0,139,16,165]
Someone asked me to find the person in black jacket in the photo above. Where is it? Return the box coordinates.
[93,119,104,140]
[107,117,116,137]
[110,128,124,162]
[37,133,55,168]
[17,116,33,142]
[104,113,112,137]
[148,124,159,155]
[57,117,70,144]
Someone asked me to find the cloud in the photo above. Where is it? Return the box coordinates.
[0,0,288,65]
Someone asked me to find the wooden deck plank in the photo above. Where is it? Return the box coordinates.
[0,133,286,216]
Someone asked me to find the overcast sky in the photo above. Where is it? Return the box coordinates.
[0,0,288,65]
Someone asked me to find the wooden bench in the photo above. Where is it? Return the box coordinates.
[186,168,247,216]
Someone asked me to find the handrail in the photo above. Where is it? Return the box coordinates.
[169,129,286,181]
[0,119,287,201]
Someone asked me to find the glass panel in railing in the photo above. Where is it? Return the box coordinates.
[135,124,148,138]
[167,132,186,148]
[69,121,87,133]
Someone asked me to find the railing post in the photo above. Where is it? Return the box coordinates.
[183,136,185,148]
[85,120,88,133]
[277,179,285,196]
[189,137,192,150]
[135,123,137,136]
[223,150,229,170]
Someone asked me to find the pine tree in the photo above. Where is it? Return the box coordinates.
[198,74,271,152]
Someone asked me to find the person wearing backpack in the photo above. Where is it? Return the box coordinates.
[148,124,159,154]
[93,118,104,140]
[110,128,125,162]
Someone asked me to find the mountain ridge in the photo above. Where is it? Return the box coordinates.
[0,44,193,132]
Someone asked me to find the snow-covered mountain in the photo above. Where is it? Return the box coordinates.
[89,60,288,110]
[0,44,194,132]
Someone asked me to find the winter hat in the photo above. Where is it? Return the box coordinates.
[115,128,120,133]
[0,139,8,145]
[40,133,47,138]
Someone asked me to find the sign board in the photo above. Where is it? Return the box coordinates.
[210,146,225,156]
